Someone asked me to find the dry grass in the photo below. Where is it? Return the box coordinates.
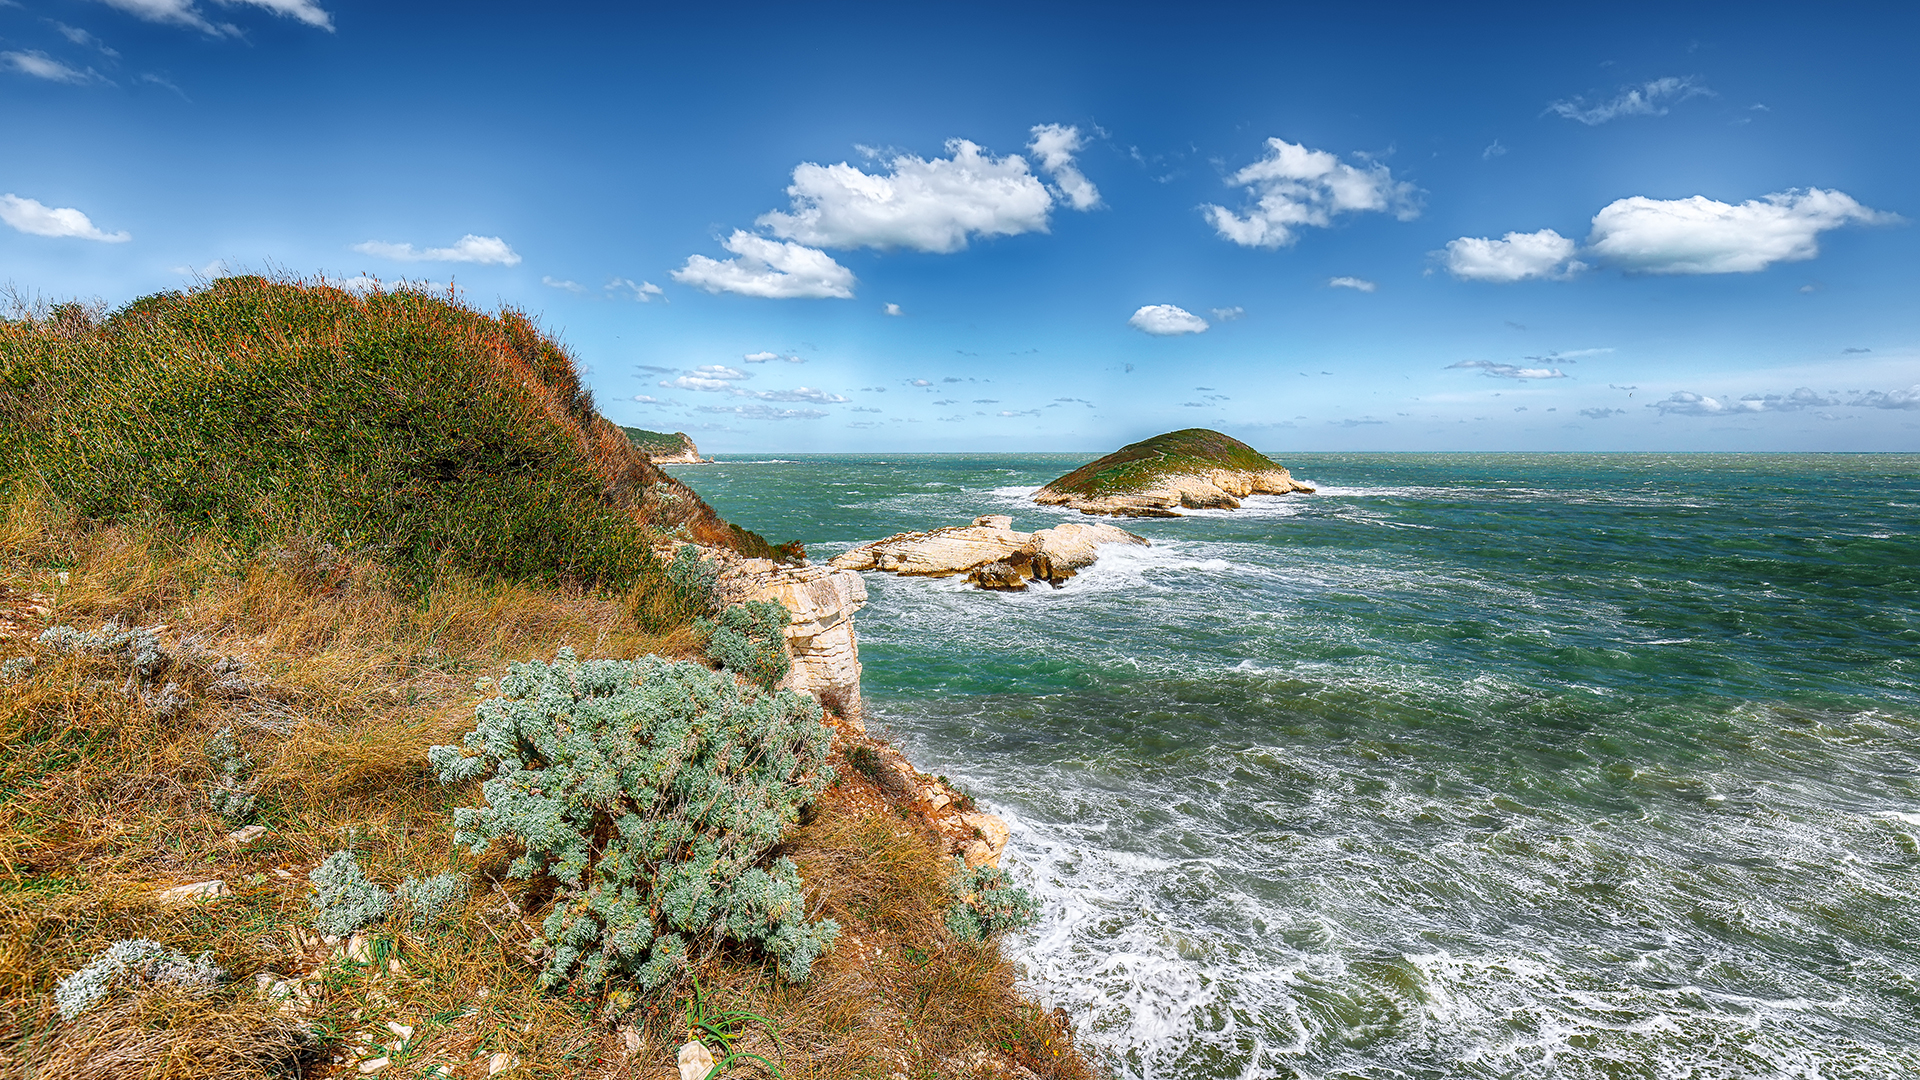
[0,503,1097,1080]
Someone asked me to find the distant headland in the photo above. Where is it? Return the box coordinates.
[619,425,705,464]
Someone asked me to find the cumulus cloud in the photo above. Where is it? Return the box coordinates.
[1649,387,1838,415]
[1203,138,1420,249]
[1850,384,1920,410]
[1446,360,1568,380]
[3,49,104,84]
[1547,77,1709,125]
[1027,123,1101,210]
[1210,306,1245,321]
[757,139,1054,253]
[1328,276,1377,292]
[743,351,780,363]
[663,375,738,392]
[998,409,1041,418]
[883,302,903,316]
[1129,304,1209,336]
[1586,189,1895,274]
[738,386,849,404]
[0,193,129,241]
[1441,229,1581,281]
[672,230,855,299]
[353,234,519,265]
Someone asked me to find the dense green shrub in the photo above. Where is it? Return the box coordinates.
[428,648,837,994]
[945,863,1041,943]
[308,850,393,937]
[54,939,225,1020]
[696,600,791,691]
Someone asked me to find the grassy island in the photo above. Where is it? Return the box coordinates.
[1034,428,1312,516]
[0,278,1090,1080]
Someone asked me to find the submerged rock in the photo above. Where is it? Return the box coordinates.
[832,514,1147,590]
[1033,428,1313,517]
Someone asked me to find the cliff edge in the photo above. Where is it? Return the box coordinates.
[1033,427,1313,517]
[620,425,705,464]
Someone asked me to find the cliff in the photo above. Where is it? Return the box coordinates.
[1033,427,1314,516]
[620,425,705,464]
[832,514,1148,590]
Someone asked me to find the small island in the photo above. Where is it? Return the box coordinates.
[1033,428,1314,517]
[619,425,705,463]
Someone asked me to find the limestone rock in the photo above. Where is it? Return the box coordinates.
[156,879,230,903]
[677,1040,716,1080]
[833,515,1147,591]
[958,813,1011,869]
[722,558,868,724]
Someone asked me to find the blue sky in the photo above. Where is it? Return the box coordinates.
[4,1,1917,453]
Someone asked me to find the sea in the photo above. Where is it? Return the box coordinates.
[661,452,1920,1080]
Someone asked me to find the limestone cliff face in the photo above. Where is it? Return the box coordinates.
[1034,466,1312,517]
[717,557,868,724]
[620,426,705,464]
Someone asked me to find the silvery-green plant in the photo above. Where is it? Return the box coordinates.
[308,849,393,936]
[695,601,792,691]
[944,862,1041,943]
[665,543,721,618]
[396,872,469,931]
[203,725,259,826]
[428,648,837,993]
[54,939,225,1020]
[35,621,170,680]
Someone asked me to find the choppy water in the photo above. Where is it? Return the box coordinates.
[664,453,1920,1079]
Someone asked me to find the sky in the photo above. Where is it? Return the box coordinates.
[4,0,1918,453]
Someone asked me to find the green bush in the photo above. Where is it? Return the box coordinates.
[396,872,469,931]
[945,863,1040,943]
[695,600,791,691]
[428,648,837,994]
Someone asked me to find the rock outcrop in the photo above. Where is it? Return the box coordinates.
[1033,427,1313,517]
[712,555,868,724]
[831,515,1148,590]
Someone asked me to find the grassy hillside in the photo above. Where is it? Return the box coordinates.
[0,277,795,595]
[1039,428,1277,497]
[0,277,1091,1079]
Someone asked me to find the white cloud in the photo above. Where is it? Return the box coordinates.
[352,234,520,265]
[1202,138,1420,248]
[1446,360,1568,380]
[672,230,855,299]
[757,139,1053,253]
[663,375,737,392]
[54,23,120,57]
[0,193,130,242]
[739,386,849,404]
[1441,229,1582,281]
[1210,306,1246,321]
[96,0,333,32]
[1548,77,1709,125]
[784,354,805,363]
[542,276,588,294]
[607,278,663,302]
[1482,140,1506,160]
[3,50,102,84]
[883,302,903,316]
[743,351,780,363]
[1129,304,1208,336]
[219,0,333,30]
[693,365,746,379]
[1850,384,1920,410]
[1028,123,1101,211]
[1328,276,1377,292]
[1585,189,1895,275]
[1649,387,1838,416]
[1580,407,1626,419]
[696,404,828,421]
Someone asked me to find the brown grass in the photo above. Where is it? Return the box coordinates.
[0,501,1097,1079]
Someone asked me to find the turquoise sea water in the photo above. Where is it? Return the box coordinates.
[664,453,1920,1080]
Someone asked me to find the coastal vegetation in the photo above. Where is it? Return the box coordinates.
[618,427,702,463]
[0,279,1088,1079]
